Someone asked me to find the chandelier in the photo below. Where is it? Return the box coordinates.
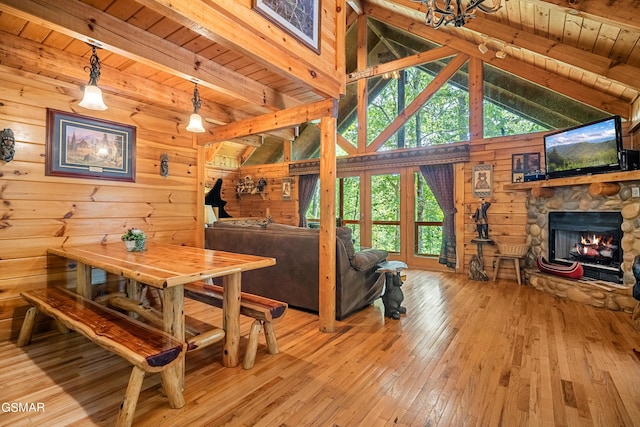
[413,0,502,29]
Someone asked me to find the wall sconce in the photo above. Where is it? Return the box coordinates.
[78,45,108,111]
[1,128,15,162]
[495,43,507,59]
[160,153,169,177]
[186,83,206,133]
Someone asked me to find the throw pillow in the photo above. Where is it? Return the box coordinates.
[336,226,355,260]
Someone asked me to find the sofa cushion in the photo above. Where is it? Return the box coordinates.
[351,249,388,271]
[212,220,266,231]
[267,223,319,234]
[336,227,355,260]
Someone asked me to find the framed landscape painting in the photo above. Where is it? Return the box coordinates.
[46,109,136,182]
[253,0,321,53]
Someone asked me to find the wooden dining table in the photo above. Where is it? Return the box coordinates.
[47,241,276,385]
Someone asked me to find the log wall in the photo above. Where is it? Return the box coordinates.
[204,163,298,226]
[0,66,199,340]
[463,126,634,282]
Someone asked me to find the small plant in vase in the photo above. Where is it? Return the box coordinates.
[121,228,146,252]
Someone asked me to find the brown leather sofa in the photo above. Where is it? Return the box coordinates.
[205,221,388,319]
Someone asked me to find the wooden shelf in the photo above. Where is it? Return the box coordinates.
[504,170,640,191]
[236,191,266,200]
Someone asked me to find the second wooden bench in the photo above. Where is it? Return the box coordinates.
[183,281,287,369]
[18,286,186,427]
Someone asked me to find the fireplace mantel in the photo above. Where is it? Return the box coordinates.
[504,170,640,191]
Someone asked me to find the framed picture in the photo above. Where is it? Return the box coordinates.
[512,152,543,183]
[253,0,321,53]
[46,109,136,182]
[472,164,492,198]
[282,177,292,200]
[512,154,525,183]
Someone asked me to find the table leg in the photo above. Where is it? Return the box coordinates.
[76,262,92,298]
[222,272,241,367]
[162,286,185,387]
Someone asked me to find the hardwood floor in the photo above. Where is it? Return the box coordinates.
[1,270,639,426]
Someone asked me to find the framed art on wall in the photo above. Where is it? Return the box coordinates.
[46,109,136,182]
[512,152,543,183]
[253,0,321,53]
[282,177,292,200]
[472,164,492,198]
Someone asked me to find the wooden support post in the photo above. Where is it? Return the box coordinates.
[319,110,338,333]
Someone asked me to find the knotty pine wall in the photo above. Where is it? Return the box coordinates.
[204,163,298,226]
[462,132,542,280]
[0,66,199,340]
[464,125,635,281]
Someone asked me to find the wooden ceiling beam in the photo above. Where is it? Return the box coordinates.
[379,0,640,92]
[462,17,640,92]
[347,45,457,82]
[0,30,235,124]
[0,0,299,112]
[367,53,469,152]
[347,0,365,15]
[364,1,629,118]
[135,0,341,99]
[201,99,338,144]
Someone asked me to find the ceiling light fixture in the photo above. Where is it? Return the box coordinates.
[78,45,108,111]
[186,83,206,133]
[413,0,502,29]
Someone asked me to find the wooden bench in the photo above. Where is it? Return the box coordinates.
[183,281,287,369]
[17,287,186,427]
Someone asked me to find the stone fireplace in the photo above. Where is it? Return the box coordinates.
[524,179,639,314]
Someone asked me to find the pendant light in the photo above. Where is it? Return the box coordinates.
[186,83,206,133]
[79,45,108,111]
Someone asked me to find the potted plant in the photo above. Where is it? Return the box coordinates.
[121,228,146,252]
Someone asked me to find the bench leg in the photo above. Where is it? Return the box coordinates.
[243,320,263,370]
[117,366,145,427]
[160,365,186,409]
[264,322,279,355]
[17,307,39,347]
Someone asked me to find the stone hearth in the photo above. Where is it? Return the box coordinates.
[524,180,639,315]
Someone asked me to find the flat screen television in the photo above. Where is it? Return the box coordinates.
[544,115,623,179]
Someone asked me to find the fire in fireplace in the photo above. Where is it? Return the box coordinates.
[549,211,623,283]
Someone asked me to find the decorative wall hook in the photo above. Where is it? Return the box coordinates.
[160,153,169,177]
[1,128,15,162]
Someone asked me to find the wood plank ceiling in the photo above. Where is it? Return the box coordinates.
[1,0,638,165]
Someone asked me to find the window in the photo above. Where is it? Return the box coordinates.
[371,173,400,252]
[414,172,443,256]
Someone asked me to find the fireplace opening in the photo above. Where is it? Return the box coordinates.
[548,211,623,283]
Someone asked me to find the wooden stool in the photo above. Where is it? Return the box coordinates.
[493,255,524,285]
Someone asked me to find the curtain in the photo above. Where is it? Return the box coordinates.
[297,174,319,227]
[420,164,457,268]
